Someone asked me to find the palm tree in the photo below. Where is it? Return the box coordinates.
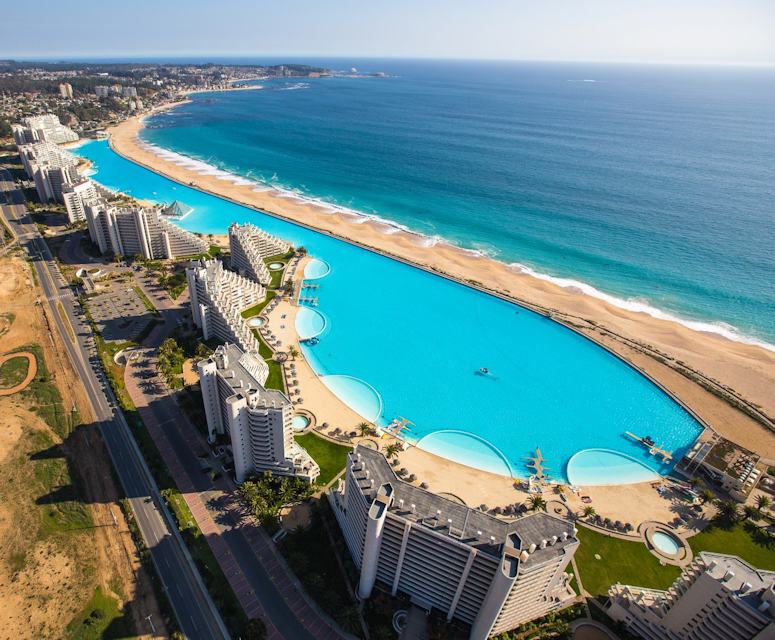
[699,489,715,505]
[715,499,740,524]
[528,495,547,512]
[357,422,375,437]
[743,505,760,522]
[384,443,401,459]
[755,494,771,512]
[582,505,596,519]
[288,345,299,360]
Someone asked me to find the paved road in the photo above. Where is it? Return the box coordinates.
[0,171,229,640]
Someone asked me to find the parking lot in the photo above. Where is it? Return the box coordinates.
[87,283,155,341]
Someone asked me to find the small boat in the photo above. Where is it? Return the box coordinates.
[478,367,490,375]
[643,436,655,447]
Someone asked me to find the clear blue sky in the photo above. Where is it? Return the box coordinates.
[4,0,775,64]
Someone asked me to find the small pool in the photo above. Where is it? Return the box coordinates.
[269,262,285,270]
[247,316,265,327]
[652,531,681,555]
[304,258,331,279]
[292,415,310,430]
[296,307,327,340]
[415,430,514,477]
[567,448,662,486]
[320,374,383,422]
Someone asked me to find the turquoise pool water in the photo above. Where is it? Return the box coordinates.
[319,375,383,423]
[77,140,704,482]
[652,531,681,555]
[296,307,327,340]
[567,449,661,486]
[416,431,514,477]
[292,415,310,431]
[304,258,330,279]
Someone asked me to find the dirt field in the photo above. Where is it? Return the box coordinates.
[0,254,166,639]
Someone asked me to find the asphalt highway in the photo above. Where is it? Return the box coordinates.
[0,170,229,640]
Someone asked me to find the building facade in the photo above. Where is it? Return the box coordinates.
[197,343,319,483]
[607,552,775,640]
[18,141,81,203]
[62,179,98,223]
[12,114,79,145]
[330,446,578,639]
[83,199,208,259]
[186,258,265,353]
[228,222,291,285]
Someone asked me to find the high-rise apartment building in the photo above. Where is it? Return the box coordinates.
[229,222,292,285]
[197,343,319,483]
[607,552,775,640]
[186,259,265,353]
[330,446,579,639]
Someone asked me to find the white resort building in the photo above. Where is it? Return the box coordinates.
[330,446,579,639]
[607,552,775,640]
[83,199,207,260]
[62,179,99,223]
[186,258,264,353]
[197,343,319,483]
[18,141,81,203]
[12,114,79,145]
[229,222,291,285]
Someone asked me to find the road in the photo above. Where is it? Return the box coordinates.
[0,170,230,640]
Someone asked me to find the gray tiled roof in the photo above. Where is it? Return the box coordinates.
[352,445,576,565]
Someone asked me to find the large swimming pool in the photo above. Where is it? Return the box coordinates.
[78,140,703,483]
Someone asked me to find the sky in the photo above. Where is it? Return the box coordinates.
[3,0,775,65]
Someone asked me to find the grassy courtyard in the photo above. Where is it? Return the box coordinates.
[294,432,350,485]
[689,522,775,570]
[574,527,681,597]
[0,353,30,388]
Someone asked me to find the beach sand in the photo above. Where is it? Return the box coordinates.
[107,111,775,461]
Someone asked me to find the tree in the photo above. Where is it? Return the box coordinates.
[288,345,299,360]
[357,422,375,437]
[715,499,740,525]
[699,489,715,505]
[384,443,400,459]
[755,494,771,512]
[582,505,596,519]
[113,253,123,264]
[528,495,547,512]
[242,617,267,640]
[743,505,760,521]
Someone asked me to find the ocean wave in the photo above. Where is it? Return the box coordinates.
[138,140,775,353]
[509,263,775,353]
[278,82,310,91]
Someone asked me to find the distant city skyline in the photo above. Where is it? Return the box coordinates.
[3,0,775,65]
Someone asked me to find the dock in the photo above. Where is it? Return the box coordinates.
[524,448,551,484]
[625,432,673,464]
[298,296,319,306]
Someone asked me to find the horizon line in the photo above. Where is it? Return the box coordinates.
[2,53,775,69]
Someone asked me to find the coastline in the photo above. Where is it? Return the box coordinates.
[105,109,775,459]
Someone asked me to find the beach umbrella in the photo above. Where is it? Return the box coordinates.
[420,482,429,489]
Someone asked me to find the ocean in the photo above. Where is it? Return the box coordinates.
[141,59,775,349]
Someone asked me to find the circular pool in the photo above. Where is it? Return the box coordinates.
[296,307,327,340]
[292,414,310,431]
[269,262,285,270]
[652,531,681,555]
[247,316,265,327]
[415,430,514,477]
[320,374,383,422]
[304,258,330,279]
[567,448,662,486]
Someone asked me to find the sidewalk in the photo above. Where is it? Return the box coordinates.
[124,344,348,640]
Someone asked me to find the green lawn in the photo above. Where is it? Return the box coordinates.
[575,527,681,597]
[0,354,30,388]
[20,344,78,439]
[241,290,277,319]
[690,522,775,570]
[65,586,131,640]
[132,286,160,316]
[294,432,350,485]
[264,250,295,289]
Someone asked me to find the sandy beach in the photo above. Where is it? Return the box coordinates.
[107,109,775,461]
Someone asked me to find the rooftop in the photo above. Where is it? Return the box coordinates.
[350,445,576,565]
[207,343,288,410]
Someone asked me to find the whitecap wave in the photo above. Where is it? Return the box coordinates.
[137,140,775,353]
[509,263,775,353]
